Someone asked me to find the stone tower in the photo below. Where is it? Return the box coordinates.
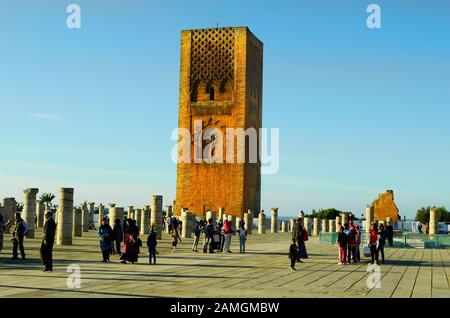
[175,27,263,218]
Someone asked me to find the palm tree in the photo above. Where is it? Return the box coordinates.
[40,193,56,209]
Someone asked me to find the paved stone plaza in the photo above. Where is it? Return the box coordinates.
[0,230,449,298]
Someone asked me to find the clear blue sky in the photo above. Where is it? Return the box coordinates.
[1,0,449,218]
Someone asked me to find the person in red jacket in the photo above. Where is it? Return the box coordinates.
[223,220,233,253]
[369,224,379,265]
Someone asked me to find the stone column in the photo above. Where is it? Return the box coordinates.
[321,219,328,233]
[218,207,225,221]
[258,212,266,234]
[181,210,194,239]
[108,203,116,226]
[313,218,319,236]
[166,205,173,217]
[271,208,278,233]
[73,207,82,237]
[365,205,374,233]
[303,217,311,235]
[22,188,39,238]
[341,212,348,225]
[206,210,216,224]
[290,219,295,232]
[115,207,124,226]
[151,195,163,239]
[429,208,438,235]
[98,204,104,227]
[236,217,242,229]
[2,197,16,234]
[88,202,95,223]
[135,209,142,230]
[165,213,171,234]
[127,206,134,219]
[335,216,341,232]
[57,188,74,245]
[281,221,287,232]
[329,219,336,233]
[141,205,150,234]
[227,214,236,229]
[36,200,45,228]
[243,210,252,234]
[81,203,89,232]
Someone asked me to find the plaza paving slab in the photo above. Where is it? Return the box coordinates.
[0,229,449,298]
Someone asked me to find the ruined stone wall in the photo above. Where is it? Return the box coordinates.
[372,190,400,221]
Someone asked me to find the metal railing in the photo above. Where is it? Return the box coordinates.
[319,232,450,249]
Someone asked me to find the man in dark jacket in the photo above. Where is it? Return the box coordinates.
[292,218,303,244]
[41,211,56,271]
[12,213,26,260]
[386,222,394,247]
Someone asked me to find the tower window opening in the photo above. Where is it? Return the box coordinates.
[210,86,215,101]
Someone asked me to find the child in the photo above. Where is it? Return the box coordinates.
[337,226,348,265]
[146,223,157,264]
[289,239,299,270]
[171,228,181,253]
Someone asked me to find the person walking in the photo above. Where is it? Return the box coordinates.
[299,223,308,259]
[203,218,214,253]
[218,219,225,252]
[292,218,307,261]
[147,223,157,264]
[98,217,113,262]
[289,239,299,270]
[386,222,394,247]
[238,221,247,253]
[11,213,26,260]
[337,225,348,265]
[418,223,423,234]
[171,227,181,253]
[192,221,202,252]
[112,219,123,256]
[40,211,56,271]
[120,219,141,263]
[223,219,233,253]
[369,224,379,265]
[377,224,387,264]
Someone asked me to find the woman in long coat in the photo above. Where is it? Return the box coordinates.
[120,219,140,264]
[98,217,113,262]
[298,223,309,259]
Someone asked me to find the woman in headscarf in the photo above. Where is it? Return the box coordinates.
[120,218,140,264]
[98,217,113,262]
